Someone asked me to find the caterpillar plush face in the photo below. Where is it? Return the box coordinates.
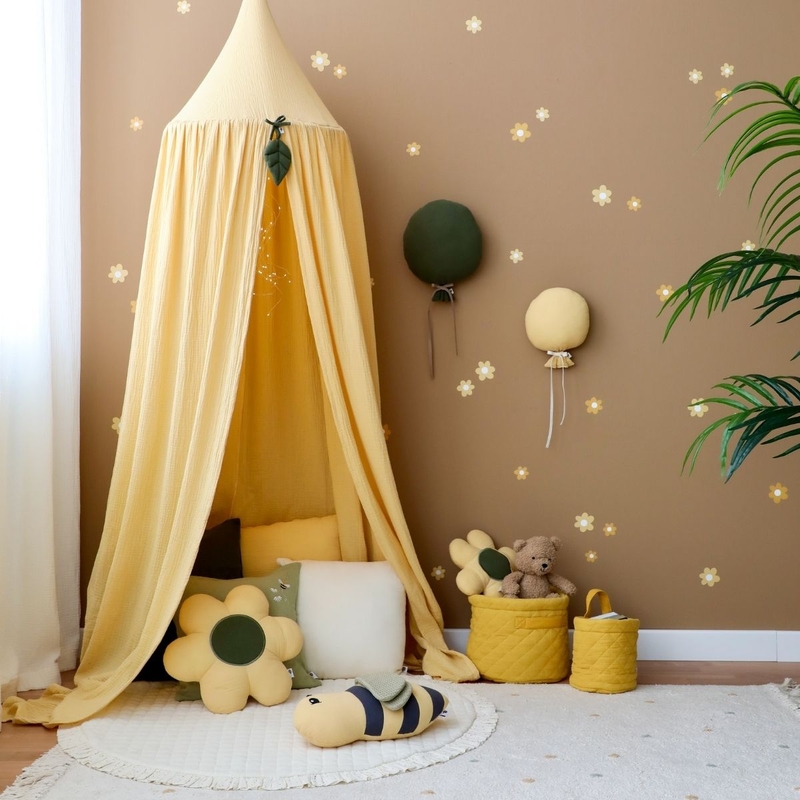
[294,684,448,748]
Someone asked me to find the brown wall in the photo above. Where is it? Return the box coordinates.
[81,0,800,630]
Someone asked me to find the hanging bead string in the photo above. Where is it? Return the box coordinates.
[254,193,292,317]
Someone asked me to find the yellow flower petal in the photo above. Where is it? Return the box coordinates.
[199,659,251,714]
[466,16,482,33]
[575,513,595,531]
[178,593,228,635]
[246,654,293,706]
[769,483,788,503]
[259,616,303,662]
[224,584,270,619]
[163,632,216,682]
[699,567,721,587]
[510,123,531,142]
[657,285,673,302]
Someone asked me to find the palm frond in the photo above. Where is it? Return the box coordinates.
[667,79,800,478]
[660,249,800,340]
[684,375,800,480]
[704,78,800,248]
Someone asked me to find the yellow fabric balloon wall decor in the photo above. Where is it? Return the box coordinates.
[525,288,590,448]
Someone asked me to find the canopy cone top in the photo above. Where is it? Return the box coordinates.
[174,0,338,127]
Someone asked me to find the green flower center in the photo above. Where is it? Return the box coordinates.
[210,614,266,666]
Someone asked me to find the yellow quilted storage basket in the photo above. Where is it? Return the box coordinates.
[467,594,569,683]
[570,588,639,694]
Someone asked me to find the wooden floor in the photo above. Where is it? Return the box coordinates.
[1,662,797,792]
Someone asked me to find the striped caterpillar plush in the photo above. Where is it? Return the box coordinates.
[294,682,449,748]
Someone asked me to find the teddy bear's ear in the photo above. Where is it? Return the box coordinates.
[513,539,527,552]
[550,537,562,550]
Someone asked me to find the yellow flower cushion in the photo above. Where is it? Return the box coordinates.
[241,515,341,577]
[163,584,303,714]
[449,529,515,597]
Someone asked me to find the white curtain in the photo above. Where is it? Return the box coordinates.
[0,1,81,704]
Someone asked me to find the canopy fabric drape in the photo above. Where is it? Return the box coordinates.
[3,2,477,724]
[4,119,271,726]
[208,176,337,531]
[285,123,476,682]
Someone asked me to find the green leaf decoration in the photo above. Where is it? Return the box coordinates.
[264,138,292,186]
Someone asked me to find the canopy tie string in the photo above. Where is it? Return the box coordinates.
[544,350,571,448]
[427,283,457,379]
[265,115,290,140]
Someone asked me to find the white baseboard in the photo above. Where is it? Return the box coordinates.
[443,629,470,654]
[777,631,800,662]
[444,628,800,662]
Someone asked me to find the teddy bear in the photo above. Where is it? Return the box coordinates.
[449,529,516,597]
[500,536,576,599]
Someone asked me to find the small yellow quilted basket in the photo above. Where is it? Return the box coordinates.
[569,588,639,694]
[467,594,569,683]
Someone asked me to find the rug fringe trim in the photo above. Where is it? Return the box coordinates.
[771,677,800,711]
[56,681,498,791]
[0,746,73,800]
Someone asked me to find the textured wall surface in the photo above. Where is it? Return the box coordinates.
[82,0,800,628]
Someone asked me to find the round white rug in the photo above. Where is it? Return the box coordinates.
[57,678,496,791]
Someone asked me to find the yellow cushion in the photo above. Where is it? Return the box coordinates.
[241,515,341,576]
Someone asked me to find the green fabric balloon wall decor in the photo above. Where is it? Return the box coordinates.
[403,199,483,377]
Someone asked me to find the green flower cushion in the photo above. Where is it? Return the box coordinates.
[173,563,320,700]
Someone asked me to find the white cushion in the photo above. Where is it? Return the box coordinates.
[276,559,406,679]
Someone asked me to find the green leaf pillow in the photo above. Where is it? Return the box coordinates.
[172,563,321,700]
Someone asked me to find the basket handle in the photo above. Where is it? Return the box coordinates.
[584,588,613,617]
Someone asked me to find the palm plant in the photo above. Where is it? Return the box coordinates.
[662,77,800,480]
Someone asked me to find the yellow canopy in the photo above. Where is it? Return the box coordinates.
[3,0,475,728]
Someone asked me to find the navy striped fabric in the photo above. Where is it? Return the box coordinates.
[423,685,445,721]
[347,686,384,736]
[398,693,420,734]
